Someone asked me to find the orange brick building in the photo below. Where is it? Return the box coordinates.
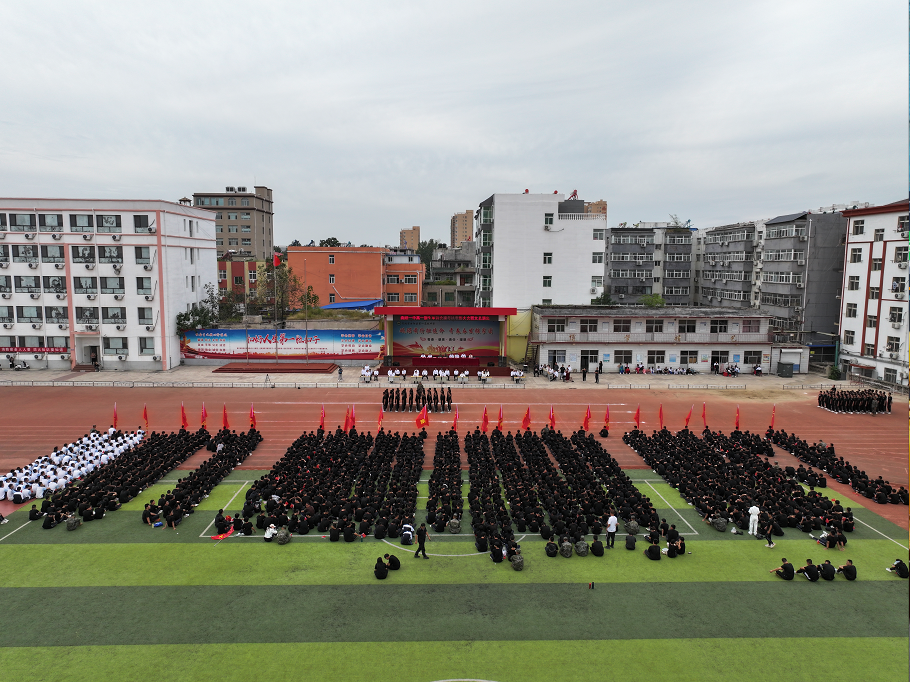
[286,246,424,307]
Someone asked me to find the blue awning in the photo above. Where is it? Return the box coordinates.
[320,299,384,311]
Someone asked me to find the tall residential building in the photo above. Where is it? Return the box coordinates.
[838,199,908,385]
[193,186,273,262]
[450,210,474,247]
[400,225,420,251]
[0,198,216,371]
[286,246,424,307]
[424,241,476,307]
[474,193,607,308]
[605,222,694,306]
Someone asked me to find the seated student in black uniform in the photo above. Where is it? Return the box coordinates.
[242,518,254,536]
[27,504,44,521]
[836,559,856,580]
[643,539,661,560]
[545,537,559,557]
[475,532,488,553]
[819,559,836,581]
[887,559,909,578]
[590,535,605,557]
[771,558,795,580]
[625,533,637,550]
[384,553,400,570]
[796,559,820,581]
[329,522,341,542]
[374,557,389,580]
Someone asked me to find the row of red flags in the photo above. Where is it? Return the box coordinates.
[113,401,777,433]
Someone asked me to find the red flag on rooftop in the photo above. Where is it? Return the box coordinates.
[521,407,531,431]
[481,406,489,433]
[180,402,189,430]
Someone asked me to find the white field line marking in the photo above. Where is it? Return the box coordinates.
[853,515,909,550]
[0,520,32,542]
[641,480,699,535]
[198,481,251,537]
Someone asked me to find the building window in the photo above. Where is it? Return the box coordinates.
[443,292,455,302]
[543,252,552,264]
[591,276,603,288]
[547,318,566,333]
[241,198,250,207]
[680,350,698,364]
[228,238,238,246]
[874,228,884,242]
[329,254,335,264]
[404,293,418,302]
[241,225,251,232]
[426,292,437,302]
[101,307,126,324]
[480,253,492,268]
[580,318,598,333]
[216,238,223,246]
[872,257,882,271]
[869,287,880,300]
[218,270,227,282]
[139,337,155,355]
[852,220,864,235]
[329,294,336,303]
[678,320,696,333]
[863,343,875,356]
[895,246,908,263]
[541,299,552,305]
[234,276,243,285]
[886,335,901,352]
[614,350,632,365]
[16,305,42,322]
[69,214,93,232]
[613,319,631,333]
[386,293,399,302]
[386,275,399,284]
[97,215,122,233]
[544,213,553,227]
[328,274,335,284]
[742,319,760,332]
[850,248,863,263]
[898,215,909,231]
[884,368,898,383]
[101,277,124,295]
[893,277,907,293]
[889,306,903,324]
[138,308,153,326]
[404,275,418,284]
[593,229,605,240]
[847,276,860,291]
[135,247,151,265]
[215,225,223,233]
[241,213,251,220]
[228,225,238,233]
[845,303,857,318]
[743,350,762,365]
[866,314,877,328]
[647,350,665,365]
[592,252,604,264]
[645,319,663,333]
[103,337,128,355]
[241,238,251,246]
[542,276,552,288]
[73,277,97,294]
[843,330,855,345]
[227,198,236,207]
[710,319,728,333]
[248,270,256,283]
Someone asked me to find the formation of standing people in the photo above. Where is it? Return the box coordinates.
[382,384,452,412]
[818,387,891,414]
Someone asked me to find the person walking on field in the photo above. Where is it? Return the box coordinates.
[414,522,430,559]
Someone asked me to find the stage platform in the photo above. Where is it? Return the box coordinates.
[212,362,338,374]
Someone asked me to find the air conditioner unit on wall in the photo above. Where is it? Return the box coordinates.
[799,235,808,241]
[144,294,154,301]
[0,293,10,299]
[54,263,64,270]
[143,264,153,271]
[112,234,120,241]
[114,294,124,300]
[618,294,625,299]
[589,287,597,294]
[898,262,908,270]
[796,283,804,288]
[25,233,35,240]
[896,293,905,299]
[29,293,40,299]
[797,259,805,266]
[52,233,61,241]
[31,323,42,329]
[86,294,96,300]
[115,324,126,331]
[85,263,95,270]
[145,325,155,331]
[28,262,38,269]
[82,234,92,241]
[152,355,161,361]
[85,324,97,330]
[2,323,12,329]
[117,354,125,361]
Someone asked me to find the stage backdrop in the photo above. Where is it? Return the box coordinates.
[391,315,500,356]
[181,328,384,360]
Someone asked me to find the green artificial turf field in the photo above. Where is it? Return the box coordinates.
[1,466,907,681]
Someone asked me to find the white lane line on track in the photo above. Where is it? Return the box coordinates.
[198,481,251,537]
[640,480,700,535]
[853,515,909,550]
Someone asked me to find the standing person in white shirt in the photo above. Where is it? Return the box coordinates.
[606,512,618,548]
[747,502,761,536]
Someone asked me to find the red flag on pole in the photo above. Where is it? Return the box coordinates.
[142,403,149,431]
[735,405,740,431]
[222,404,229,430]
[582,405,591,431]
[249,404,256,429]
[481,406,489,433]
[604,405,610,430]
[343,406,351,432]
[684,404,693,428]
[633,404,641,429]
[416,405,428,429]
[273,253,281,267]
[658,404,664,430]
[548,405,556,430]
[521,407,531,431]
[378,406,384,430]
[496,405,503,431]
[201,402,207,430]
[351,404,356,429]
[319,404,325,431]
[452,406,458,431]
[769,404,776,429]
[701,402,707,428]
[180,402,189,430]
[112,402,118,430]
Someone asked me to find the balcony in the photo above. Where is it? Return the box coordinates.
[530,331,771,344]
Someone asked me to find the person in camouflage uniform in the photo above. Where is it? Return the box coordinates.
[624,518,640,535]
[712,516,728,532]
[575,539,589,556]
[560,539,574,558]
[510,549,524,571]
[447,516,461,534]
[65,513,81,531]
[276,527,291,545]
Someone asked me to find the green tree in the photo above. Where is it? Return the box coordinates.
[639,293,666,308]
[301,284,319,311]
[288,239,302,247]
[417,239,446,267]
[176,282,220,333]
[319,237,341,247]
[591,292,615,305]
[254,263,304,321]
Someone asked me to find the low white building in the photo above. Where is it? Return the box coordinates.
[838,199,909,386]
[530,305,775,374]
[475,193,608,308]
[0,199,216,371]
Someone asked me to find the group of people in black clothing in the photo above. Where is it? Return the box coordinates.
[771,557,857,581]
[39,427,211,530]
[213,427,427,543]
[817,387,892,414]
[382,384,453,413]
[767,428,908,505]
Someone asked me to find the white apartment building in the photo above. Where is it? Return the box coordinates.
[474,193,607,308]
[0,199,216,371]
[838,199,909,386]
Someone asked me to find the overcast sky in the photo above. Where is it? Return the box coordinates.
[1,1,905,246]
